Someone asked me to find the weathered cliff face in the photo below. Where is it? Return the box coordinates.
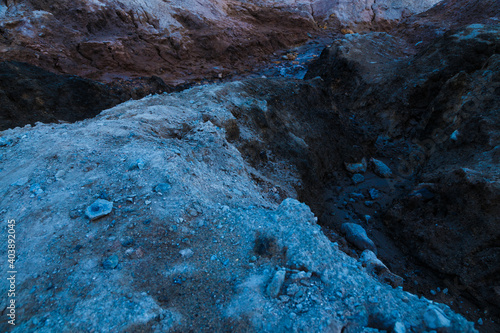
[0,0,440,84]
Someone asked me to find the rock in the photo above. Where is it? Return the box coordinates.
[360,250,387,273]
[369,188,380,200]
[11,176,29,186]
[370,158,393,178]
[352,173,365,184]
[85,199,113,221]
[129,159,146,170]
[364,201,374,207]
[450,130,459,141]
[349,192,365,201]
[121,237,135,248]
[0,137,12,146]
[30,183,44,195]
[102,254,119,270]
[341,223,377,253]
[424,306,451,330]
[345,158,368,173]
[393,321,406,333]
[55,170,65,181]
[154,183,172,194]
[267,268,286,298]
[179,249,194,258]
[290,271,312,282]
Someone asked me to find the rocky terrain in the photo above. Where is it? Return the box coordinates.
[1,0,499,332]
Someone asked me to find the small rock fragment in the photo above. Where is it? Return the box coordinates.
[154,183,172,194]
[341,223,377,253]
[11,176,29,186]
[352,173,365,184]
[423,306,451,330]
[30,183,44,195]
[364,200,374,207]
[129,158,146,170]
[102,254,119,270]
[371,158,393,178]
[393,321,406,333]
[85,199,113,221]
[267,268,286,298]
[179,249,194,258]
[450,130,459,141]
[344,158,367,174]
[55,170,65,181]
[369,188,380,200]
[0,137,12,146]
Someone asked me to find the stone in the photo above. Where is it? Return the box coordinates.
[179,249,194,258]
[423,306,451,330]
[0,137,12,146]
[102,254,119,270]
[85,199,113,221]
[129,159,146,170]
[352,173,365,184]
[345,158,367,173]
[393,321,406,333]
[267,268,286,298]
[121,237,135,248]
[349,192,365,201]
[370,158,393,178]
[154,183,172,194]
[11,176,29,186]
[341,223,377,253]
[30,183,44,195]
[369,188,380,200]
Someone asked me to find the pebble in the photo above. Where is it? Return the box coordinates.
[121,237,135,248]
[11,176,29,186]
[102,254,119,270]
[55,170,65,181]
[154,183,172,194]
[267,268,286,298]
[369,188,380,200]
[0,137,12,146]
[477,318,483,325]
[364,201,374,207]
[349,192,365,201]
[370,158,393,178]
[393,321,406,333]
[179,249,194,258]
[450,130,459,141]
[352,173,365,184]
[85,199,113,221]
[30,183,44,195]
[341,223,377,253]
[423,306,451,330]
[129,158,146,170]
[344,158,367,173]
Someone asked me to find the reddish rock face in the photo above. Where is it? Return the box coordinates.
[0,0,440,85]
